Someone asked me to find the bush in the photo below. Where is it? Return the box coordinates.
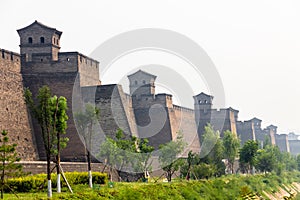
[5,172,108,192]
[192,163,216,179]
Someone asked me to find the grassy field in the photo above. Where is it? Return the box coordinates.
[4,172,300,199]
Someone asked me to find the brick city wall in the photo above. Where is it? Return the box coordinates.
[170,105,200,155]
[22,71,87,161]
[0,49,38,160]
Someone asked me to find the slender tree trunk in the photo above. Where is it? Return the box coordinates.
[186,163,191,180]
[1,147,5,199]
[109,167,113,182]
[167,171,172,182]
[53,98,61,193]
[87,149,92,188]
[47,153,52,198]
[56,131,61,193]
[230,162,234,174]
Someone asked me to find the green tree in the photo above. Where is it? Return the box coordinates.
[179,151,200,180]
[223,130,240,174]
[98,129,138,181]
[158,133,186,182]
[255,145,277,173]
[114,129,138,178]
[0,130,22,199]
[200,124,225,177]
[98,137,119,181]
[281,152,297,171]
[191,163,216,179]
[185,151,198,180]
[297,154,300,171]
[49,95,69,193]
[239,140,258,174]
[24,86,69,197]
[136,138,154,179]
[74,103,100,188]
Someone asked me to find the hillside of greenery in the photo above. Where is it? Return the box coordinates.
[4,171,300,199]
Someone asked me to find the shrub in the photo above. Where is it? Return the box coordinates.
[6,172,108,192]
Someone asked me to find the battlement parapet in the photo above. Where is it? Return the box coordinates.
[60,52,99,67]
[21,51,99,76]
[173,105,194,113]
[0,48,21,72]
[132,93,174,108]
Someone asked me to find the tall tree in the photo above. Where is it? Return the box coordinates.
[239,140,258,174]
[98,137,119,181]
[49,96,69,193]
[74,103,100,188]
[223,130,240,174]
[98,129,139,181]
[25,86,69,197]
[158,133,186,182]
[200,124,225,177]
[255,145,277,173]
[135,138,154,180]
[297,154,300,171]
[185,151,198,180]
[0,130,22,199]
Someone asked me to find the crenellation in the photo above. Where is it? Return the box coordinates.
[0,48,21,72]
[173,105,194,113]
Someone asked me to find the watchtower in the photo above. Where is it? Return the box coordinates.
[17,20,62,62]
[17,21,100,161]
[128,70,156,98]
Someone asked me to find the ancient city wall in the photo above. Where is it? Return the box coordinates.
[81,84,135,138]
[170,105,200,155]
[237,121,256,145]
[275,134,290,152]
[0,49,37,160]
[21,51,101,161]
[22,71,87,161]
[289,140,300,155]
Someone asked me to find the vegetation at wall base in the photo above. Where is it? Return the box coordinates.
[3,171,300,199]
[4,172,107,193]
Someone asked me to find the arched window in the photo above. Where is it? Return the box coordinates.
[198,100,202,104]
[53,38,56,44]
[28,37,33,44]
[40,37,45,43]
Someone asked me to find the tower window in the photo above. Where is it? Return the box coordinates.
[135,80,138,85]
[28,37,33,44]
[40,37,45,44]
[198,100,202,104]
[143,80,146,84]
[53,38,56,44]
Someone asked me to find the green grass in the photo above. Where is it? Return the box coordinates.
[4,171,300,200]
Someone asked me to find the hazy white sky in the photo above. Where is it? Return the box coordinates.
[1,0,300,134]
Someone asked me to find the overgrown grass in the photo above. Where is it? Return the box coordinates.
[4,171,300,199]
